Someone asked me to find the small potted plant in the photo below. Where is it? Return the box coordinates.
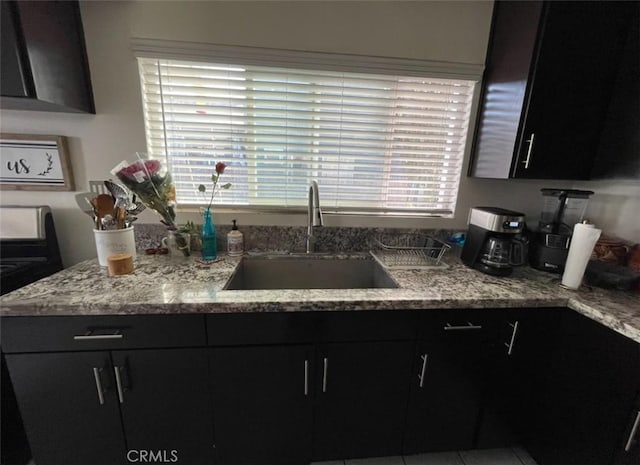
[178,221,200,251]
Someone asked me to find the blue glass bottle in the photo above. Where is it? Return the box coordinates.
[201,209,217,260]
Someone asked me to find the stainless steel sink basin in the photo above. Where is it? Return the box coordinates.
[223,255,398,290]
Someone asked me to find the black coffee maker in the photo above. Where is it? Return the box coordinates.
[461,207,527,276]
[529,189,594,273]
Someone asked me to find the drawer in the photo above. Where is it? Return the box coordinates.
[206,310,418,346]
[207,312,317,346]
[317,310,418,342]
[417,309,504,341]
[1,315,207,353]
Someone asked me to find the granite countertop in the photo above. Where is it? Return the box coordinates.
[1,252,639,343]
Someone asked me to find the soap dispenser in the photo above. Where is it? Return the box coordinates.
[227,220,244,256]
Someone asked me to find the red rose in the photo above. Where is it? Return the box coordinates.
[215,162,226,174]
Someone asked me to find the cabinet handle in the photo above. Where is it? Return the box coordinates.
[92,367,105,405]
[74,329,123,341]
[625,410,640,451]
[304,360,309,396]
[114,366,125,404]
[504,321,520,356]
[418,354,428,388]
[322,357,328,393]
[523,133,535,169]
[444,322,483,331]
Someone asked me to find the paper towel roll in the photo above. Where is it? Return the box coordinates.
[561,223,602,290]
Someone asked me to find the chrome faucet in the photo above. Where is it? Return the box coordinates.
[306,180,324,253]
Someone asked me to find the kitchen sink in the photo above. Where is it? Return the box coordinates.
[223,255,398,290]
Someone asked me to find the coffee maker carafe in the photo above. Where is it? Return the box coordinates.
[530,189,594,273]
[461,207,527,276]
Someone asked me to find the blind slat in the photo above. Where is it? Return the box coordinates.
[143,118,468,133]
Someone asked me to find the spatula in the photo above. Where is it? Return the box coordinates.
[75,192,96,219]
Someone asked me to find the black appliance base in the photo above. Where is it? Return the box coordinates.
[472,262,513,277]
[530,243,569,274]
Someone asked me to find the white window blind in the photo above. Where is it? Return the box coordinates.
[138,57,476,216]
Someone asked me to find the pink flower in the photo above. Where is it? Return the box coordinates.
[215,162,226,174]
[116,160,161,181]
[144,159,161,175]
[117,163,142,181]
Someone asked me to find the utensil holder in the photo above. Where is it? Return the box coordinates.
[94,226,136,267]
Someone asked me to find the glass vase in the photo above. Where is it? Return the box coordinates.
[201,209,217,260]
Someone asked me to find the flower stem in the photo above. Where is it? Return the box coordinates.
[208,176,219,211]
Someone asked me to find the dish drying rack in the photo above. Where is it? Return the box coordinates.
[370,234,451,269]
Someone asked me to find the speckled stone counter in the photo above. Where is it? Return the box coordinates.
[1,253,639,343]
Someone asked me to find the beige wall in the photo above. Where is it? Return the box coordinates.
[0,1,637,266]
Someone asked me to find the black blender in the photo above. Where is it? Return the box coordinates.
[529,188,594,273]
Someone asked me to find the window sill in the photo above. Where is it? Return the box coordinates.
[173,205,455,229]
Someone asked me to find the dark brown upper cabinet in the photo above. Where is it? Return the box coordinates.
[0,1,95,113]
[469,1,636,180]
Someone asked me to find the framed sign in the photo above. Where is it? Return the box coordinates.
[0,134,74,191]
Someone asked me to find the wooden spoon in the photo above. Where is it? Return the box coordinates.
[114,197,127,229]
[93,194,115,230]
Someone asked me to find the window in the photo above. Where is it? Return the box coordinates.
[137,53,476,216]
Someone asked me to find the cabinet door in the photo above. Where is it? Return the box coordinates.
[112,348,213,465]
[477,309,559,449]
[513,2,633,179]
[0,1,34,98]
[209,345,314,465]
[524,311,640,465]
[616,393,640,465]
[313,341,414,461]
[592,2,640,180]
[404,318,496,453]
[5,351,125,465]
[469,0,544,179]
[0,0,94,112]
[475,316,520,449]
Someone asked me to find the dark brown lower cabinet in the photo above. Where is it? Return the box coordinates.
[476,310,556,451]
[5,351,126,465]
[113,349,214,465]
[209,345,315,465]
[519,310,640,465]
[5,309,640,465]
[6,348,213,465]
[313,341,414,461]
[403,312,497,453]
[208,340,414,464]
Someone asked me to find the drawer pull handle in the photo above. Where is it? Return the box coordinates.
[625,410,640,451]
[114,366,125,404]
[418,354,428,388]
[304,360,309,396]
[444,322,483,331]
[92,367,105,405]
[322,357,328,393]
[504,321,520,356]
[74,330,123,341]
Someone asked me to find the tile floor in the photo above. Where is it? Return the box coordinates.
[312,447,537,465]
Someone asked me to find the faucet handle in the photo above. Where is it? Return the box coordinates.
[315,206,324,226]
